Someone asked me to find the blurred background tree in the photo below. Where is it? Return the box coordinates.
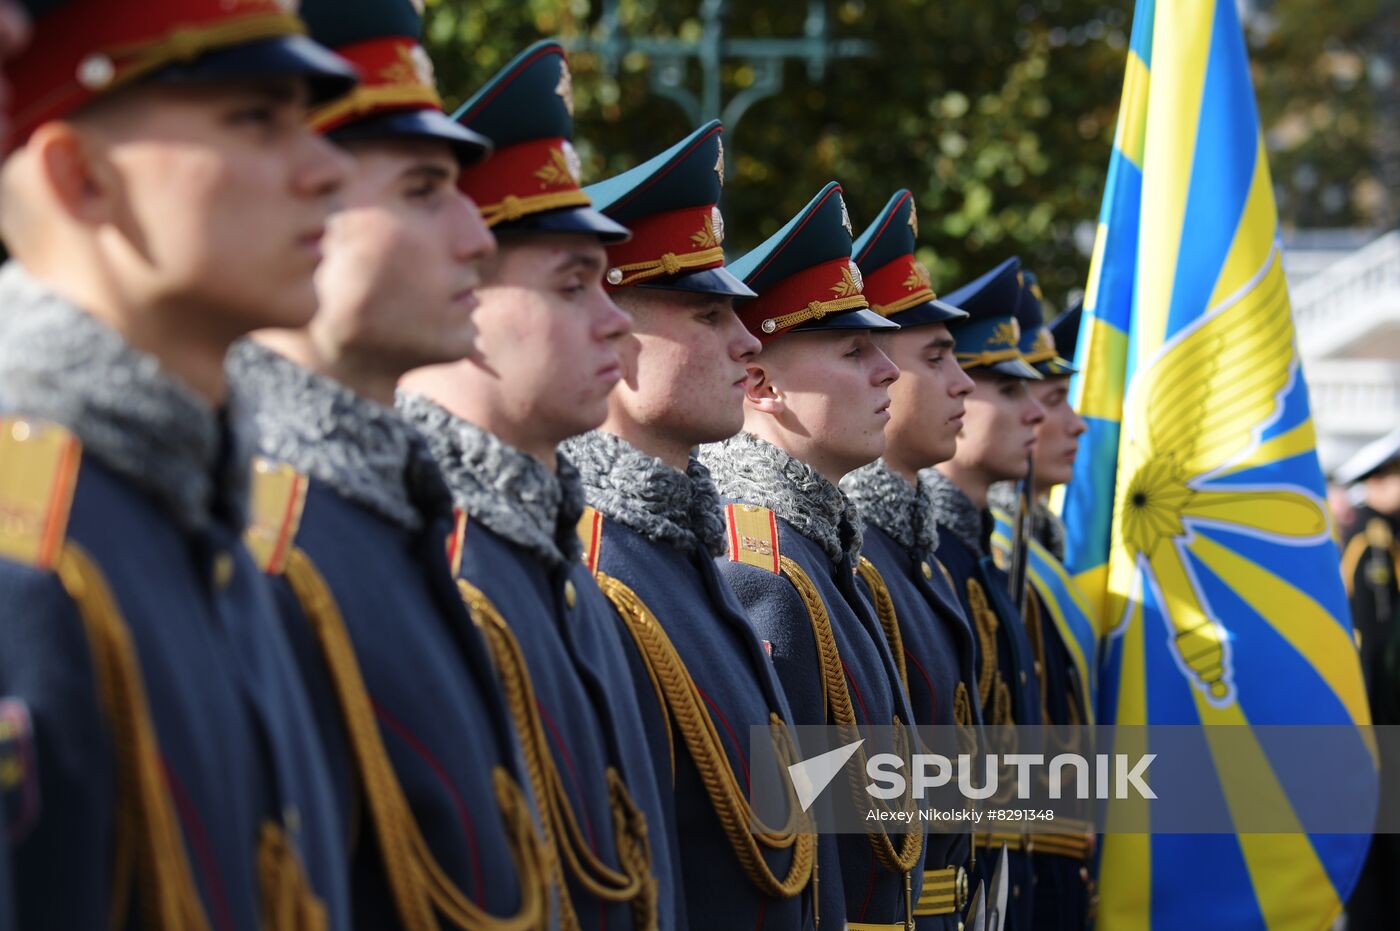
[1249,0,1396,231]
[423,0,1396,316]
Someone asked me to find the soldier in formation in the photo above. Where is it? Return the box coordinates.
[0,2,1114,928]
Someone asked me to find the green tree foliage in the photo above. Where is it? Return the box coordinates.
[1250,0,1395,230]
[423,0,1390,313]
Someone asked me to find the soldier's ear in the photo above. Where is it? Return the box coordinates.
[29,120,118,228]
[744,362,785,414]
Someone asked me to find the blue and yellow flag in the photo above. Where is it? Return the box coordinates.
[1059,0,1375,927]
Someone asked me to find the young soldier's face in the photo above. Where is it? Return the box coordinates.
[469,233,632,443]
[1029,375,1086,489]
[84,80,347,334]
[953,369,1045,482]
[749,330,900,479]
[313,138,495,370]
[610,288,761,446]
[881,323,975,469]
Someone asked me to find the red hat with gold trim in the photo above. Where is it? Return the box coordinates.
[729,181,898,343]
[451,40,628,242]
[853,190,967,327]
[300,0,489,165]
[583,120,752,298]
[7,0,358,147]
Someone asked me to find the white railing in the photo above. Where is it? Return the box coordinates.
[1292,230,1400,351]
[1304,358,1400,436]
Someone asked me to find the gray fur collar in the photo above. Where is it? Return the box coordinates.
[561,430,727,558]
[397,393,584,568]
[228,340,448,530]
[920,467,989,555]
[841,459,939,557]
[0,262,251,533]
[987,482,1067,561]
[698,431,862,566]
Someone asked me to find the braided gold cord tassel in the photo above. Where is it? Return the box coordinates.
[778,557,924,875]
[283,548,547,931]
[56,544,213,931]
[458,579,657,931]
[596,573,816,899]
[855,557,909,695]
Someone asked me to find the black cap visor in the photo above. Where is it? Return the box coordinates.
[635,265,756,299]
[148,34,359,106]
[328,109,492,166]
[494,205,631,244]
[790,305,900,334]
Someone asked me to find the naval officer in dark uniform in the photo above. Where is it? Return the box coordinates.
[226,3,551,928]
[698,182,928,931]
[562,120,819,930]
[399,40,680,931]
[0,2,357,926]
[840,190,980,930]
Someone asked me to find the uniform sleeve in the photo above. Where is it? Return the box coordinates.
[0,561,113,930]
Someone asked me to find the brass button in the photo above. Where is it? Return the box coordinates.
[564,580,577,608]
[1034,660,1044,677]
[213,551,234,589]
[1019,670,1028,685]
[920,561,933,579]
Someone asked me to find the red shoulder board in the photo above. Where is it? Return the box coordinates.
[725,503,780,573]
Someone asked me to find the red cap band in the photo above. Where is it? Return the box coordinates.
[6,0,305,145]
[457,136,591,227]
[862,254,937,318]
[737,257,869,341]
[602,204,726,289]
[310,36,440,133]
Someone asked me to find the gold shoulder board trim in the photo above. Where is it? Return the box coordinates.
[245,457,309,576]
[0,417,81,571]
[725,504,779,573]
[577,505,603,575]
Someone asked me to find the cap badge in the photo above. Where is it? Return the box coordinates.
[692,208,724,249]
[903,261,932,292]
[536,142,583,188]
[555,60,575,117]
[832,263,863,299]
[715,138,725,187]
[838,194,853,237]
[383,44,435,88]
[992,320,1021,348]
[908,204,919,239]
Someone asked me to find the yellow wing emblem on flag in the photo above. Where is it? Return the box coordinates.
[1111,254,1329,706]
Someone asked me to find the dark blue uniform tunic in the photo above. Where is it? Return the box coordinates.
[854,517,982,931]
[0,272,347,931]
[230,341,541,931]
[924,471,1041,931]
[401,395,681,931]
[564,434,816,930]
